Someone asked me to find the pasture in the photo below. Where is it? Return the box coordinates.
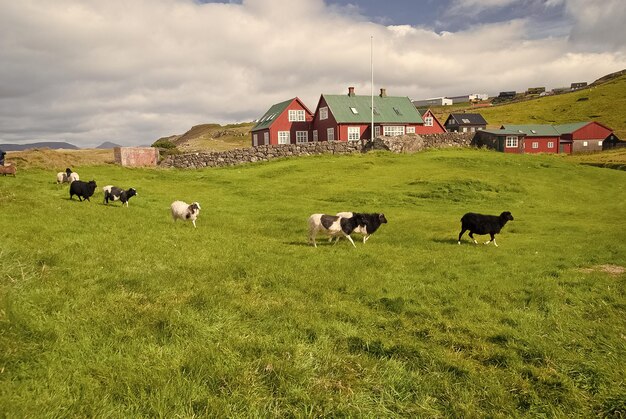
[1,149,625,417]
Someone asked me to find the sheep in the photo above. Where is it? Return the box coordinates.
[0,163,16,177]
[458,211,514,247]
[171,201,201,227]
[103,185,137,207]
[56,168,73,184]
[69,180,97,201]
[68,171,80,183]
[308,213,365,248]
[335,212,388,243]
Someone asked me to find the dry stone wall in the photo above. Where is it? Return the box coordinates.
[159,132,476,168]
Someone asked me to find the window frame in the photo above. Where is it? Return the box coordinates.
[278,131,290,145]
[319,107,328,120]
[327,127,335,141]
[347,126,360,141]
[505,136,518,148]
[296,131,308,143]
[383,125,405,137]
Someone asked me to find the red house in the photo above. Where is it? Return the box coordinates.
[251,97,314,146]
[475,121,618,154]
[415,109,446,134]
[501,125,561,154]
[311,87,424,142]
[554,121,616,153]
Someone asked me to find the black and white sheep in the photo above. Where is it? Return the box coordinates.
[103,185,137,207]
[458,211,514,247]
[68,171,80,183]
[335,212,388,243]
[171,201,201,227]
[308,213,364,248]
[69,180,97,201]
[56,168,73,184]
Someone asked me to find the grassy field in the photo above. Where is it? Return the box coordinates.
[1,149,625,417]
[429,71,626,138]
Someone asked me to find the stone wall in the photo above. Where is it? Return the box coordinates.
[159,132,476,168]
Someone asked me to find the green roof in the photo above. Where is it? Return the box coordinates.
[251,98,294,131]
[501,124,561,137]
[481,128,525,136]
[323,94,423,124]
[553,122,589,134]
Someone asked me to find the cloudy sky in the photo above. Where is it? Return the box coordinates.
[1,0,624,148]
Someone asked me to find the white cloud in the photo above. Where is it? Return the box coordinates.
[0,0,624,147]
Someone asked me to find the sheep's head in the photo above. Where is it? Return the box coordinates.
[379,213,388,224]
[500,211,514,221]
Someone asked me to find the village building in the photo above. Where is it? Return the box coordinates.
[444,113,487,133]
[250,97,314,146]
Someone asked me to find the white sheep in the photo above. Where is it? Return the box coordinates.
[68,172,80,183]
[171,201,201,228]
[56,168,72,184]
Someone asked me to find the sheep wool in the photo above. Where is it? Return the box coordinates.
[171,201,201,228]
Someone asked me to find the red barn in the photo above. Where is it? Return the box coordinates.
[251,97,314,146]
[554,121,616,153]
[311,87,424,142]
[415,109,446,134]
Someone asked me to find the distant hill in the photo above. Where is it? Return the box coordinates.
[155,123,255,152]
[429,69,626,138]
[96,141,121,149]
[0,141,79,151]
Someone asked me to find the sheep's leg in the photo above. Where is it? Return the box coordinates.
[458,228,466,244]
[192,219,197,228]
[468,231,478,244]
[363,234,370,243]
[344,233,357,248]
[484,233,495,245]
[309,228,317,247]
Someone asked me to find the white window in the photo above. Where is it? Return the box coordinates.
[375,126,380,137]
[383,126,405,137]
[278,131,290,144]
[313,130,318,142]
[253,134,258,146]
[470,127,476,132]
[263,132,269,145]
[296,131,308,143]
[348,127,360,141]
[462,127,468,133]
[505,136,518,148]
[583,141,588,147]
[327,128,334,141]
[424,117,433,127]
[532,142,539,149]
[598,141,603,146]
[350,107,358,114]
[406,126,416,134]
[320,107,328,120]
[548,141,554,148]
[288,110,305,122]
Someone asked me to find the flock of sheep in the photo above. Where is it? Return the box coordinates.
[56,167,202,228]
[52,167,513,246]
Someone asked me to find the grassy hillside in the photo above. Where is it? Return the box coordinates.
[1,149,624,417]
[160,122,254,152]
[430,70,626,138]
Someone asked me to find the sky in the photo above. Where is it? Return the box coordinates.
[0,0,624,148]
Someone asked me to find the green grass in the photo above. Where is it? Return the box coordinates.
[1,149,625,417]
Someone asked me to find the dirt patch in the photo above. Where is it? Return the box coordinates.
[579,264,625,276]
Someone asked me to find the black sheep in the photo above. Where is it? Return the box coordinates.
[335,212,388,243]
[69,180,97,202]
[103,185,137,207]
[458,211,514,247]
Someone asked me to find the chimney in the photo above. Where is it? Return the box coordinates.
[348,86,355,97]
[379,88,387,97]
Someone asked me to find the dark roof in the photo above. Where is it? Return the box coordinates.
[447,113,487,125]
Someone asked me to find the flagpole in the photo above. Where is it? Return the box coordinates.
[370,35,374,142]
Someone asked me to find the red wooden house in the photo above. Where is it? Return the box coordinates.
[251,97,314,146]
[554,121,617,153]
[501,125,560,154]
[311,87,424,142]
[415,108,446,134]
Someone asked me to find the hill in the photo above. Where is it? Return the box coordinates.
[0,141,79,151]
[157,122,255,152]
[96,141,121,149]
[429,69,626,138]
